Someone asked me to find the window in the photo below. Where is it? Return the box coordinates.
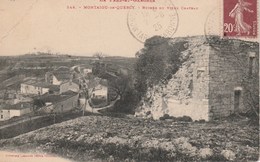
[248,52,256,77]
[248,57,255,77]
[1,115,3,119]
[197,67,205,79]
[234,90,241,111]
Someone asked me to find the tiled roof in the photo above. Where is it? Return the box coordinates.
[99,79,108,87]
[48,85,60,92]
[53,72,71,81]
[62,79,80,85]
[54,66,70,72]
[3,102,32,110]
[22,80,60,91]
[51,66,73,81]
[33,82,54,88]
[38,90,78,104]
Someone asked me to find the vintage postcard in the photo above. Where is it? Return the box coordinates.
[0,0,259,161]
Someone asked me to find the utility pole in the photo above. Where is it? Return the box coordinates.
[83,98,85,116]
[53,112,56,124]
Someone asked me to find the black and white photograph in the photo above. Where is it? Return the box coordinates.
[0,0,259,161]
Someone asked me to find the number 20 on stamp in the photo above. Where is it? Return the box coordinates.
[223,0,257,37]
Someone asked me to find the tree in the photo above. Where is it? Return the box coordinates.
[110,72,139,114]
[109,73,130,99]
[33,99,45,107]
[134,36,186,97]
[93,52,106,60]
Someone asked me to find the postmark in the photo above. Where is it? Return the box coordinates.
[127,0,178,44]
[223,0,257,37]
[204,8,226,51]
[204,7,245,52]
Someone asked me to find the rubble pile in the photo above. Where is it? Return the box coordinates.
[0,115,258,161]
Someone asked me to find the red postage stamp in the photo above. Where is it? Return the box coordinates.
[223,0,257,37]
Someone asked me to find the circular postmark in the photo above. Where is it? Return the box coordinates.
[204,8,244,52]
[127,0,178,44]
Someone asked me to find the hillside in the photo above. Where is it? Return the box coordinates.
[0,115,258,161]
[0,54,136,88]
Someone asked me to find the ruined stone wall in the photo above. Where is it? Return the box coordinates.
[135,37,211,121]
[166,41,210,121]
[208,40,259,120]
[135,37,259,121]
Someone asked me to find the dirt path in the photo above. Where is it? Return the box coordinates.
[85,97,120,113]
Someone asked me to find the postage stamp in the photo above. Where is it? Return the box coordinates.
[127,0,178,44]
[223,0,257,37]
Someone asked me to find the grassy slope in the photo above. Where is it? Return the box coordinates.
[0,115,258,162]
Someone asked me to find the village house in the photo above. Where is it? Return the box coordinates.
[45,66,77,85]
[21,80,60,95]
[83,68,92,76]
[0,102,33,121]
[59,80,80,94]
[91,79,108,103]
[37,90,79,114]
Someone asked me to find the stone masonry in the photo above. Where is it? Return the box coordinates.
[135,37,259,121]
[208,40,259,120]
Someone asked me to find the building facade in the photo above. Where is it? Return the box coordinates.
[208,40,259,120]
[0,102,33,121]
[92,79,108,101]
[21,81,59,95]
[38,91,79,114]
[167,39,259,121]
[21,83,49,95]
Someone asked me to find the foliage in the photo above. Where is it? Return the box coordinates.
[159,114,193,122]
[93,36,188,114]
[91,60,139,114]
[93,52,107,60]
[110,72,139,114]
[33,99,45,110]
[113,87,140,114]
[134,36,187,97]
[0,58,8,69]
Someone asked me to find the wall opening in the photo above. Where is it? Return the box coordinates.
[248,52,256,77]
[248,57,255,77]
[234,90,241,111]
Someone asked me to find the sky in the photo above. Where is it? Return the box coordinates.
[0,0,258,57]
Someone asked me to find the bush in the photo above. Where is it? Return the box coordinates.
[90,98,107,107]
[159,114,176,121]
[176,116,193,122]
[195,119,206,123]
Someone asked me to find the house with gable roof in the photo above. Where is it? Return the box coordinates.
[0,102,33,121]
